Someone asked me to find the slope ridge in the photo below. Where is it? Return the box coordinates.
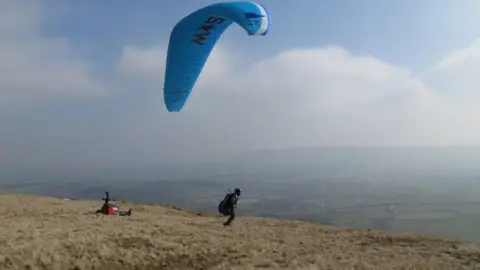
[0,194,479,270]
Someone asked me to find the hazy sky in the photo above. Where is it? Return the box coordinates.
[1,0,480,169]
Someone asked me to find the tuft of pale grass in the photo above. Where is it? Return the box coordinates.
[0,194,479,269]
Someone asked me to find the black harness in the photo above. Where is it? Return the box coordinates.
[218,193,234,216]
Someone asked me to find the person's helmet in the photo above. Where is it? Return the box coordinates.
[234,188,241,196]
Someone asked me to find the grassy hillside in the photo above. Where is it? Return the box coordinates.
[0,194,479,269]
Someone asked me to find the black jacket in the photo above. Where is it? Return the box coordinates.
[219,193,238,214]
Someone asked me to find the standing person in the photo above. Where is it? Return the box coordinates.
[218,188,241,226]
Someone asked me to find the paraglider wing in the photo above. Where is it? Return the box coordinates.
[163,1,271,112]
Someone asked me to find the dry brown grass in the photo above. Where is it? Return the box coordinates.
[1,194,480,270]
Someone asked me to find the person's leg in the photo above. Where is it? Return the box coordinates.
[223,207,235,226]
[117,209,132,216]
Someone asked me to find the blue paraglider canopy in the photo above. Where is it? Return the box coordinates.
[163,1,271,112]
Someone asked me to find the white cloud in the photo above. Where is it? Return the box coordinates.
[243,46,433,110]
[429,39,480,99]
[117,44,234,89]
[0,0,107,109]
[0,0,45,37]
[117,45,167,83]
[433,39,480,71]
[116,39,480,150]
[118,44,434,108]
